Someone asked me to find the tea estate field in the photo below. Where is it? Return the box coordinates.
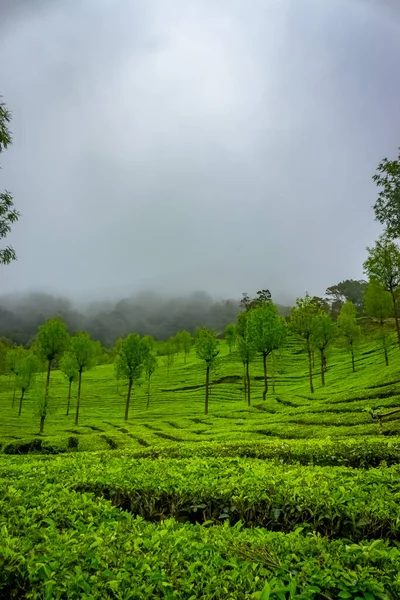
[2,335,400,598]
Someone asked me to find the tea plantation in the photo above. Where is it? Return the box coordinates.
[2,335,400,598]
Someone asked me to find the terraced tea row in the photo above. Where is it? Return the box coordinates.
[0,459,399,599]
[3,454,400,540]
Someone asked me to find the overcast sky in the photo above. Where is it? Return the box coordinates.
[0,0,399,303]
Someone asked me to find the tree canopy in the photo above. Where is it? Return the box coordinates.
[0,97,20,265]
[372,148,400,238]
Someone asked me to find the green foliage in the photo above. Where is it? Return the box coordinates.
[114,334,145,383]
[338,301,361,372]
[59,351,79,382]
[311,312,336,384]
[311,312,336,350]
[247,302,287,399]
[15,353,39,416]
[195,328,219,414]
[224,323,237,353]
[175,330,193,362]
[1,458,399,599]
[70,331,98,374]
[69,332,98,425]
[364,280,394,366]
[36,318,69,363]
[364,235,400,294]
[364,280,393,321]
[6,346,26,376]
[290,293,319,392]
[15,353,39,392]
[247,302,287,357]
[372,148,400,238]
[195,328,220,366]
[114,334,149,420]
[0,97,20,265]
[325,279,367,315]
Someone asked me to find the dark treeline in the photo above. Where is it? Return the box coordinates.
[0,291,292,347]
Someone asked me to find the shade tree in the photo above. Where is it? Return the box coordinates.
[364,279,393,366]
[0,97,20,265]
[195,328,219,415]
[15,353,39,416]
[59,351,79,416]
[337,301,361,372]
[114,334,147,421]
[247,302,287,400]
[290,293,319,393]
[224,324,237,354]
[310,313,337,386]
[363,235,400,347]
[6,346,27,407]
[70,332,98,425]
[36,318,69,434]
[372,148,400,238]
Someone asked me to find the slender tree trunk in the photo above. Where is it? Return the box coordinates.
[312,350,315,369]
[390,290,400,347]
[246,360,251,406]
[272,364,276,394]
[146,378,151,409]
[45,359,51,396]
[351,343,355,373]
[39,414,45,435]
[243,362,247,400]
[307,340,314,394]
[18,388,25,417]
[262,352,268,400]
[380,318,389,367]
[39,360,52,435]
[11,376,17,407]
[125,378,133,421]
[66,379,72,416]
[75,370,82,426]
[320,349,325,386]
[384,346,389,367]
[205,365,210,415]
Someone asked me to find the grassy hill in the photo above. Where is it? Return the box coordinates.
[2,332,400,598]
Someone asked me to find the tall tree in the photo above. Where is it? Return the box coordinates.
[372,148,400,238]
[114,334,146,421]
[179,330,193,363]
[0,97,20,265]
[363,235,400,347]
[36,318,69,434]
[163,338,176,379]
[195,328,219,415]
[325,280,367,316]
[364,279,393,366]
[337,301,361,372]
[224,323,237,354]
[290,294,319,393]
[70,333,98,425]
[311,313,337,386]
[59,351,79,416]
[247,302,287,400]
[6,346,26,407]
[236,312,256,406]
[15,353,39,416]
[240,289,272,312]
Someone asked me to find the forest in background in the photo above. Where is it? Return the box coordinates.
[0,278,365,346]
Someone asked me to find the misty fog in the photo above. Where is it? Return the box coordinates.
[1,1,399,303]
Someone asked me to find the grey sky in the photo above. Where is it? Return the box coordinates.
[0,0,399,304]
